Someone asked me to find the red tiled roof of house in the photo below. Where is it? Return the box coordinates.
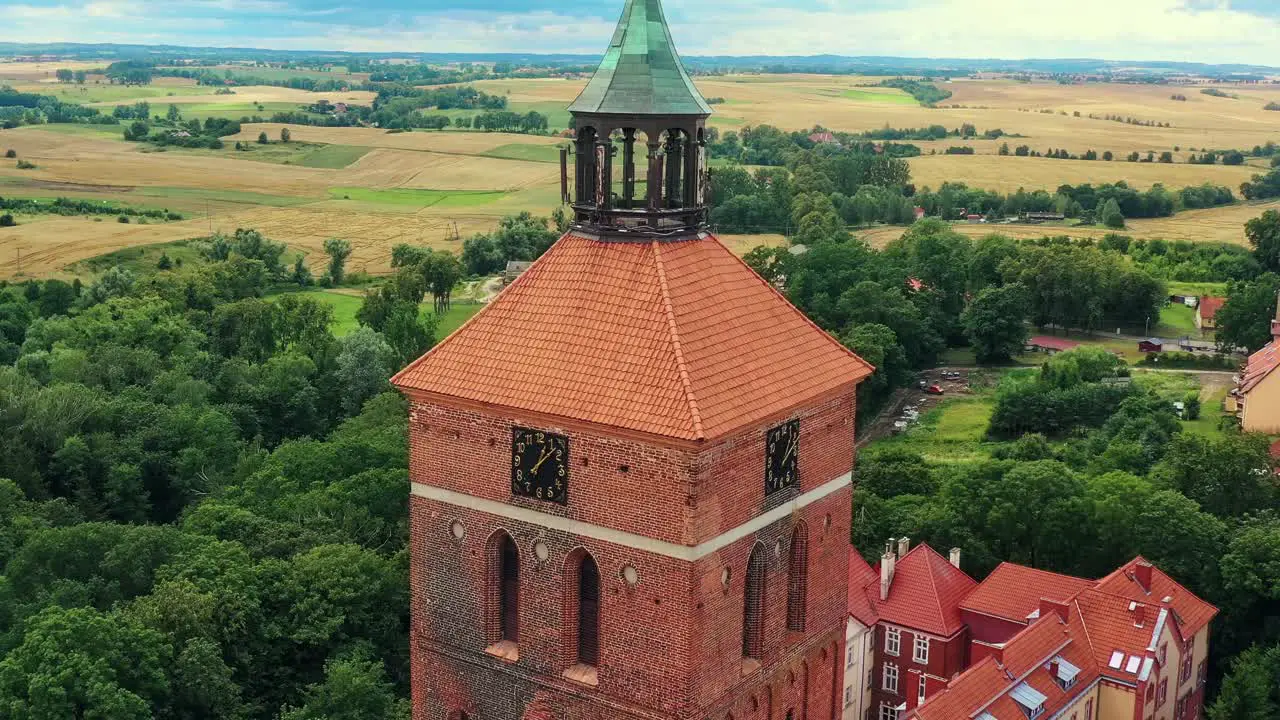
[1271,439,1280,460]
[392,232,872,442]
[1239,341,1278,394]
[1094,557,1218,641]
[961,562,1096,624]
[1027,336,1081,352]
[1198,296,1225,321]
[848,549,880,626]
[878,544,977,636]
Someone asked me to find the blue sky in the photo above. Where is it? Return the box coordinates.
[2,0,1279,65]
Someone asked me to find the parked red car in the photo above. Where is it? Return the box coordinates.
[925,384,945,395]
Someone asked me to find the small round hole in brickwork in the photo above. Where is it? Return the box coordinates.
[622,565,639,586]
[653,597,661,606]
[582,456,589,467]
[487,438,495,446]
[449,521,465,540]
[619,464,630,473]
[534,541,549,563]
[751,696,759,712]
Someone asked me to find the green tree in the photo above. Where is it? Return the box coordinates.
[1245,209,1280,273]
[281,128,292,143]
[257,131,269,145]
[421,250,462,314]
[167,104,181,122]
[1152,433,1278,518]
[323,238,353,285]
[382,301,437,365]
[0,606,171,720]
[55,68,73,82]
[335,328,396,416]
[1207,644,1280,720]
[1101,198,1126,229]
[962,283,1030,363]
[1216,273,1280,352]
[280,654,409,720]
[292,255,312,286]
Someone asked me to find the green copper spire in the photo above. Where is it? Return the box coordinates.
[568,0,712,116]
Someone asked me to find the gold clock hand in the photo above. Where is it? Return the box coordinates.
[783,437,798,465]
[530,447,554,473]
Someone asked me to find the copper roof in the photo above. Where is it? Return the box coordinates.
[392,232,872,442]
[568,0,711,116]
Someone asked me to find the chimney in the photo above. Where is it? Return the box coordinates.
[949,547,962,568]
[1039,598,1069,622]
[880,546,897,601]
[897,536,910,559]
[1134,561,1154,592]
[1134,603,1147,628]
[1049,659,1060,679]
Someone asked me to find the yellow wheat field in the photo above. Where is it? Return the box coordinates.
[908,154,1259,193]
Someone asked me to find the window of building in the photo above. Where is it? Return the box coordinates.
[847,643,856,669]
[1085,699,1093,720]
[787,524,809,632]
[1180,653,1194,685]
[1175,696,1187,720]
[742,543,767,659]
[1157,679,1168,708]
[1159,643,1168,665]
[878,702,898,720]
[883,663,899,693]
[885,627,901,656]
[913,636,929,664]
[1146,685,1155,703]
[490,532,520,645]
[575,553,600,666]
[1197,660,1207,687]
[845,686,854,707]
[917,676,926,706]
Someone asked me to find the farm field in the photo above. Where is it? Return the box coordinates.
[3,65,1279,280]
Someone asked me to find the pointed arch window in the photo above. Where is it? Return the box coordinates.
[787,524,809,632]
[486,531,520,647]
[577,554,600,666]
[743,543,767,659]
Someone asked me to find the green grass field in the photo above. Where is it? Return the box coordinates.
[70,239,206,277]
[1167,281,1228,298]
[9,123,125,140]
[481,143,562,163]
[297,144,371,169]
[327,187,506,208]
[840,88,917,105]
[133,186,318,207]
[140,102,316,121]
[430,301,483,338]
[30,84,215,104]
[875,395,999,463]
[283,289,364,336]
[1155,303,1202,337]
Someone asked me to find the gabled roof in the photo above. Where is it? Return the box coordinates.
[1239,341,1278,394]
[848,549,880,626]
[568,0,712,116]
[878,544,977,636]
[1094,557,1218,641]
[1197,296,1225,321]
[961,562,1096,624]
[392,232,872,442]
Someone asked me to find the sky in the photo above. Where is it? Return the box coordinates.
[2,0,1280,66]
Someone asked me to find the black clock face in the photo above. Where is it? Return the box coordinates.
[765,419,799,495]
[511,427,569,504]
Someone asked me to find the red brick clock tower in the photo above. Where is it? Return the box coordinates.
[390,3,873,720]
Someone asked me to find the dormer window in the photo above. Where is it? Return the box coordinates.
[1010,682,1048,720]
[1050,656,1081,691]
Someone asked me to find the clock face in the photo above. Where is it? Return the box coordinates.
[511,427,569,504]
[765,419,799,496]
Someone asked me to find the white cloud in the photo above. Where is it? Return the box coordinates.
[1,0,1278,66]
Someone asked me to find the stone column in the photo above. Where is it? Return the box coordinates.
[622,129,636,209]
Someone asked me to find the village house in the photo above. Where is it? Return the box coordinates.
[844,552,880,720]
[1226,295,1280,432]
[1194,296,1224,331]
[908,557,1216,720]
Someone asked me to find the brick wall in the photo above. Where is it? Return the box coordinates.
[406,385,858,720]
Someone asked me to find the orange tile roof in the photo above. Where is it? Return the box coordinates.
[1239,341,1278,394]
[1094,557,1218,641]
[914,556,1219,720]
[1198,296,1225,321]
[392,232,872,442]
[848,549,880,626]
[961,562,1097,624]
[878,544,977,636]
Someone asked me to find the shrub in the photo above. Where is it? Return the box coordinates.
[15,159,36,169]
[3,149,14,158]
[117,215,130,223]
[0,213,15,227]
